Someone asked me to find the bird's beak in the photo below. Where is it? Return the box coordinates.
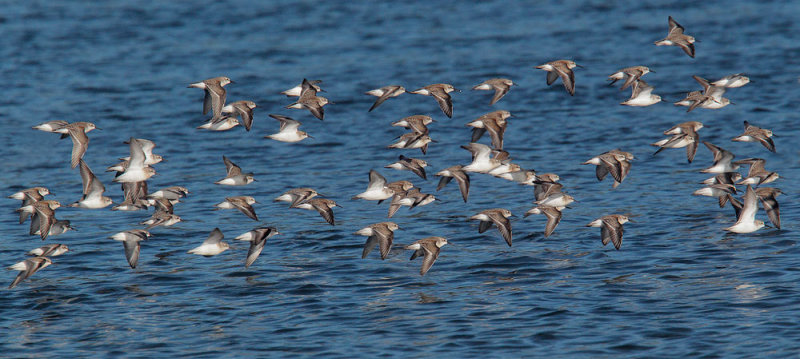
[650,70,656,73]
[575,64,585,68]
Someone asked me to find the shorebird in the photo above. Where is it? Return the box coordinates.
[275,188,318,207]
[388,132,434,155]
[534,173,561,201]
[286,79,329,120]
[472,78,514,105]
[235,227,280,268]
[148,186,189,203]
[734,158,779,185]
[355,222,399,260]
[9,187,51,224]
[754,187,782,229]
[188,76,232,119]
[110,229,150,268]
[70,160,113,209]
[292,198,340,225]
[215,196,259,221]
[408,83,458,118]
[113,181,150,211]
[215,156,255,186]
[27,244,69,257]
[113,138,157,183]
[406,237,449,276]
[352,170,395,202]
[118,138,163,166]
[587,214,629,250]
[221,100,257,131]
[524,205,563,238]
[392,115,434,134]
[265,114,311,143]
[694,172,741,207]
[712,73,750,88]
[387,188,435,218]
[64,122,95,169]
[281,79,322,97]
[536,190,575,209]
[652,121,703,163]
[19,200,61,240]
[466,110,510,149]
[700,142,739,173]
[469,208,513,246]
[535,60,581,96]
[196,116,241,131]
[724,185,765,234]
[365,85,405,112]
[8,256,52,289]
[188,228,229,256]
[732,121,775,152]
[621,79,662,107]
[435,165,470,202]
[385,155,427,180]
[608,66,652,90]
[461,142,501,173]
[140,210,182,229]
[583,149,633,188]
[654,16,696,58]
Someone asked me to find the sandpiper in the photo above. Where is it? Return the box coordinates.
[69,160,113,209]
[461,142,501,173]
[472,78,514,105]
[215,196,259,221]
[701,142,739,173]
[292,198,340,225]
[587,214,629,250]
[110,229,150,268]
[608,66,652,90]
[221,100,257,131]
[469,208,513,246]
[9,187,51,224]
[215,156,255,186]
[392,115,434,134]
[406,237,449,276]
[113,138,157,183]
[119,138,163,166]
[188,76,232,119]
[435,165,470,202]
[286,79,329,120]
[28,244,69,257]
[388,188,435,218]
[352,170,395,202]
[583,149,633,188]
[355,222,399,260]
[534,173,561,201]
[281,80,322,97]
[467,110,510,149]
[734,158,779,185]
[652,121,703,163]
[621,79,662,107]
[654,16,696,58]
[235,227,280,268]
[388,132,434,155]
[724,185,765,234]
[141,210,182,229]
[275,188,318,207]
[196,116,241,131]
[385,155,427,180]
[8,256,52,289]
[265,114,311,143]
[366,85,405,112]
[732,121,775,152]
[408,83,457,118]
[712,73,750,88]
[188,228,230,256]
[755,187,782,229]
[19,200,61,240]
[535,60,581,96]
[524,206,563,238]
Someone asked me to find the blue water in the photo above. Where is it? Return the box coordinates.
[2,1,799,357]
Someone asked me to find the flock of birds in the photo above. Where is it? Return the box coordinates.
[6,16,784,288]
